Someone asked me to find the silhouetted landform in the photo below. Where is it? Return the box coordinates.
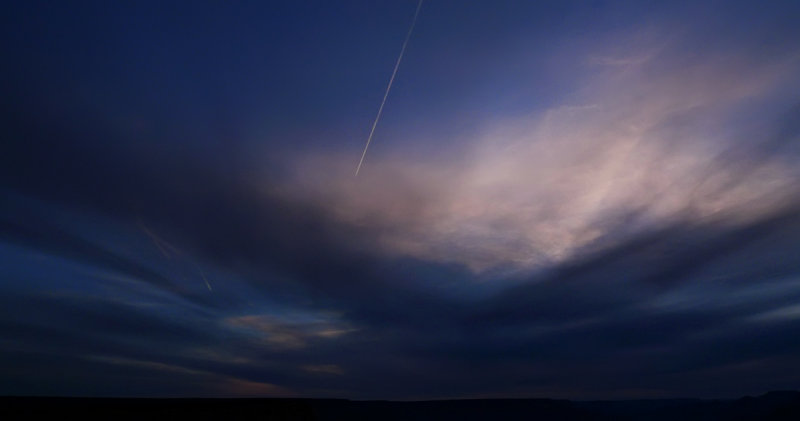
[2,391,799,420]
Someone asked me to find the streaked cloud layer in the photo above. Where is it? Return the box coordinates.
[2,0,800,399]
[289,32,800,272]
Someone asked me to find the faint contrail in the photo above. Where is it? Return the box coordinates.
[198,268,213,292]
[139,220,180,258]
[139,219,213,292]
[356,0,424,176]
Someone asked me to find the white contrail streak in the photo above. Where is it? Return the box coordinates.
[356,0,424,176]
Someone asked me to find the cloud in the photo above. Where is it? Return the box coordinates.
[2,11,800,400]
[284,36,800,273]
[302,364,345,375]
[225,314,357,350]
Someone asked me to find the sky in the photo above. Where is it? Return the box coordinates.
[2,0,800,399]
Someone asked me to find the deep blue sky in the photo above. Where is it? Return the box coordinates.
[2,0,800,399]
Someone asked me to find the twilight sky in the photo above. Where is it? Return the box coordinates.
[2,0,800,399]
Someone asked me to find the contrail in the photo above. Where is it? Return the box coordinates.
[198,268,213,292]
[139,220,180,258]
[139,219,213,292]
[356,0,424,176]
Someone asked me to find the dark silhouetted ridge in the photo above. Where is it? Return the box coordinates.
[1,391,798,420]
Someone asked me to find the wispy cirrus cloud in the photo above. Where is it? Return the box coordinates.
[3,2,800,400]
[285,34,800,273]
[226,314,357,350]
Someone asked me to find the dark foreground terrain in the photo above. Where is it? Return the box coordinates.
[2,391,799,420]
